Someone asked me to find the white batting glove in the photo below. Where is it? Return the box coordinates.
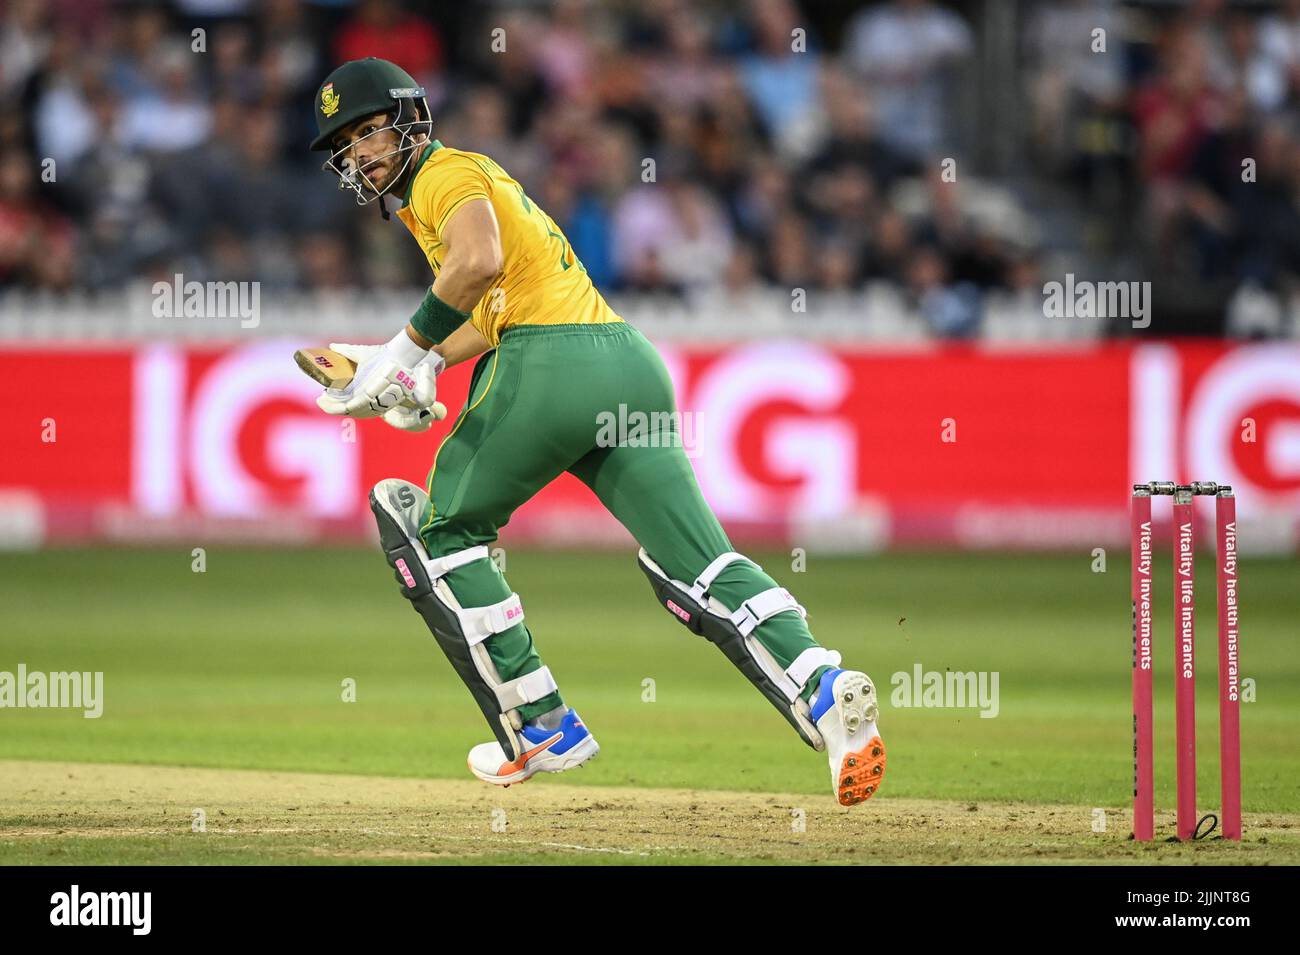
[383,405,440,432]
[316,333,446,422]
[382,361,448,432]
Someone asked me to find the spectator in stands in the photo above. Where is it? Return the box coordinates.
[765,213,813,289]
[813,237,862,293]
[1134,25,1227,272]
[471,8,549,138]
[724,240,761,294]
[31,25,101,168]
[6,0,1265,340]
[647,5,729,113]
[257,0,323,109]
[802,161,875,279]
[737,0,823,159]
[1225,119,1300,290]
[107,4,170,102]
[907,243,983,338]
[1184,0,1236,93]
[1259,0,1300,105]
[209,19,263,103]
[1224,10,1287,113]
[0,150,74,290]
[333,0,443,89]
[734,152,793,242]
[613,165,733,294]
[119,44,213,154]
[0,0,50,101]
[1023,0,1126,174]
[864,208,914,286]
[843,0,972,159]
[297,232,357,291]
[1135,26,1223,183]
[532,0,601,99]
[67,84,173,289]
[804,66,917,192]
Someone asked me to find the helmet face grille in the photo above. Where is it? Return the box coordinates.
[320,95,431,206]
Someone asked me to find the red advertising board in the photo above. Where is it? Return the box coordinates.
[2,340,1297,550]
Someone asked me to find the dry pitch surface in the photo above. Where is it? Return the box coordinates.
[1,761,1296,865]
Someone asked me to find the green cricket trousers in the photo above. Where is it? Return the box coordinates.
[416,321,837,743]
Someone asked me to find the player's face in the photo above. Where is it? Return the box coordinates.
[330,112,404,195]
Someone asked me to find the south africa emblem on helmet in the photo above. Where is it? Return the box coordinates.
[320,82,340,118]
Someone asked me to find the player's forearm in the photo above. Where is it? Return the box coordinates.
[405,277,491,354]
[406,245,500,354]
[404,199,501,363]
[431,320,491,369]
[404,319,489,368]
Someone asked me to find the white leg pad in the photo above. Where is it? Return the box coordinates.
[786,646,842,691]
[460,593,525,646]
[729,586,806,637]
[687,551,758,603]
[494,666,558,710]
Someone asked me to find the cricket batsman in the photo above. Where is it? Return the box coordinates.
[307,58,885,805]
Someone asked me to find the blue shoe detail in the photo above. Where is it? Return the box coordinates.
[809,668,846,722]
[521,708,590,756]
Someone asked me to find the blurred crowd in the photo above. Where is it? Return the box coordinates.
[2,0,1299,337]
[1028,0,1300,334]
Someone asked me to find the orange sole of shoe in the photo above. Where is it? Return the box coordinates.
[836,736,886,806]
[467,759,531,789]
[467,746,596,789]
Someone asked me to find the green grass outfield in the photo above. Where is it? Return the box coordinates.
[0,547,1296,864]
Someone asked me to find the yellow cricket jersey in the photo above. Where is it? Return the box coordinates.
[395,140,622,346]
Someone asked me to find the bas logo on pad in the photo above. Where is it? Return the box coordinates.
[394,558,417,589]
[320,83,340,117]
[665,599,692,623]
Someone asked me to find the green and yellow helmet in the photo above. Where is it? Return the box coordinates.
[310,57,432,208]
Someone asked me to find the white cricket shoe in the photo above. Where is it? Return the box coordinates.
[809,668,886,806]
[467,707,599,787]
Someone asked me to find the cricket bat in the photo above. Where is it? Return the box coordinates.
[293,347,357,388]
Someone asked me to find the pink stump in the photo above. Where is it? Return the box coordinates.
[1131,489,1154,841]
[1217,492,1242,840]
[1172,489,1196,840]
